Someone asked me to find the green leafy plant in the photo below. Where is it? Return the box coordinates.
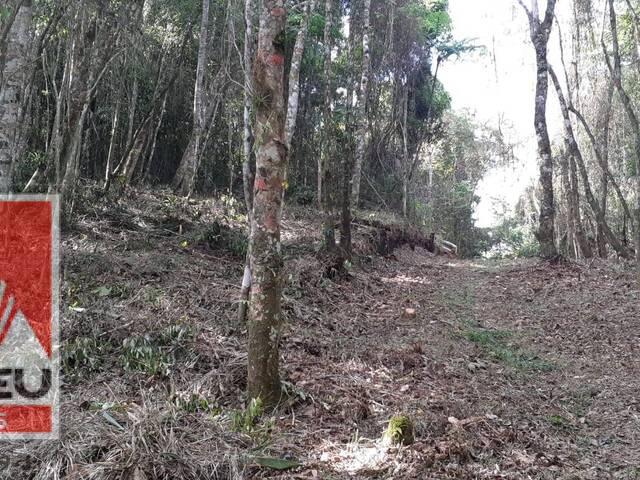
[171,389,219,414]
[231,398,264,433]
[121,336,170,377]
[63,337,110,375]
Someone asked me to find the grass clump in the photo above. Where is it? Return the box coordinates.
[193,220,248,258]
[462,327,554,372]
[121,323,198,377]
[171,389,220,414]
[231,398,268,434]
[62,336,111,377]
[383,414,415,446]
[121,335,171,376]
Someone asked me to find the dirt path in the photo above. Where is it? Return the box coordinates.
[285,249,640,479]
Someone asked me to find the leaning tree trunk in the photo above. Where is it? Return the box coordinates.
[350,0,372,207]
[173,0,211,196]
[549,65,633,259]
[605,0,640,261]
[0,0,32,193]
[517,0,558,259]
[247,0,287,406]
[548,68,591,258]
[284,0,314,150]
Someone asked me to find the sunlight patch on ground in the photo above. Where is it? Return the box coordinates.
[381,275,431,286]
[319,438,399,475]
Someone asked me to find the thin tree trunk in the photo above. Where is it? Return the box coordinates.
[517,0,558,259]
[142,90,168,183]
[0,0,31,193]
[549,65,632,259]
[560,152,577,257]
[125,76,139,150]
[173,0,211,196]
[284,0,314,150]
[604,0,640,260]
[104,87,122,191]
[320,0,336,251]
[547,67,591,258]
[570,104,635,241]
[350,0,372,207]
[238,0,256,325]
[596,83,614,258]
[247,0,287,407]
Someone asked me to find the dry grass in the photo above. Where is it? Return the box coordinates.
[2,186,639,479]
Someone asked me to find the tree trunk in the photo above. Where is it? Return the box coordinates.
[284,0,314,150]
[142,91,168,183]
[320,0,336,251]
[604,0,640,261]
[0,0,31,193]
[121,116,152,185]
[549,65,632,259]
[596,83,614,258]
[247,0,287,407]
[517,0,558,259]
[560,152,577,257]
[350,0,372,207]
[238,0,256,325]
[125,76,139,151]
[173,0,211,196]
[547,68,591,258]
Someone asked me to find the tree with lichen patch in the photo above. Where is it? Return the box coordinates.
[246,0,287,406]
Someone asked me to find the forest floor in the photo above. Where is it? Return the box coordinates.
[2,187,639,480]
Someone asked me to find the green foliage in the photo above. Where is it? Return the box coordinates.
[121,336,171,376]
[13,151,45,192]
[462,327,554,372]
[401,0,452,40]
[384,414,415,446]
[63,337,110,375]
[121,324,197,377]
[286,183,316,206]
[193,220,248,258]
[230,397,265,433]
[0,6,11,22]
[253,457,301,471]
[171,389,219,414]
[489,217,540,258]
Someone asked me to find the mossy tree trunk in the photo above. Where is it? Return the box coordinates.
[247,0,287,407]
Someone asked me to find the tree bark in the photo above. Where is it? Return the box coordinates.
[517,0,558,259]
[350,0,371,207]
[320,0,336,251]
[173,0,211,196]
[247,0,287,407]
[548,67,591,258]
[0,0,31,193]
[284,0,314,150]
[238,0,256,325]
[549,65,632,259]
[604,0,640,261]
